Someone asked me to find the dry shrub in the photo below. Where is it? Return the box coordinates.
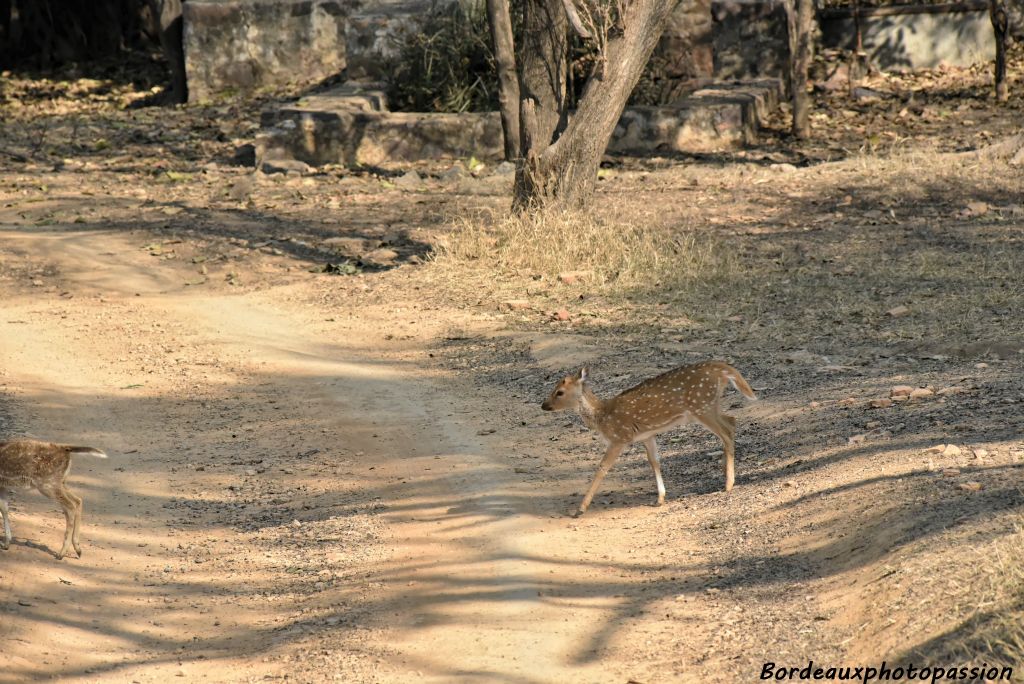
[434,207,731,294]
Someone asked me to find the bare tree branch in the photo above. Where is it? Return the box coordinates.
[561,0,594,38]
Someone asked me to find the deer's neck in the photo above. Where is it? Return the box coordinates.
[577,386,607,433]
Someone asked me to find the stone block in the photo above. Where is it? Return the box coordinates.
[257,85,502,165]
[609,79,783,154]
[183,0,353,103]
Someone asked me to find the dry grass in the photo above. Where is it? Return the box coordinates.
[908,518,1024,669]
[966,521,1024,667]
[433,207,734,295]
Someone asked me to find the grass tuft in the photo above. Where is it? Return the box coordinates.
[434,207,732,294]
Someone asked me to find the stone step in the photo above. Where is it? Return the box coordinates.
[255,78,784,168]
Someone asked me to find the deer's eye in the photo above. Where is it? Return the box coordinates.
[555,390,564,396]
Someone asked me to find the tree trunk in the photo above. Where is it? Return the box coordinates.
[991,0,1009,102]
[147,0,187,104]
[513,0,683,210]
[486,0,521,159]
[791,0,815,138]
[517,0,569,148]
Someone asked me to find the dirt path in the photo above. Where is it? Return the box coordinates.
[0,229,674,683]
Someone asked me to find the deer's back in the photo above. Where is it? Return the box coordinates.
[0,440,72,487]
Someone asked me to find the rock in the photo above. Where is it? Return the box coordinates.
[839,397,857,407]
[965,201,989,217]
[848,434,866,445]
[925,445,946,454]
[494,160,516,176]
[785,349,820,364]
[394,170,422,190]
[232,143,257,167]
[227,175,255,201]
[783,480,796,487]
[887,305,911,318]
[292,519,302,528]
[936,386,965,396]
[550,309,571,322]
[323,236,372,256]
[852,86,887,103]
[260,158,312,175]
[909,387,934,399]
[501,299,531,311]
[871,398,893,409]
[891,385,914,397]
[321,261,360,275]
[958,481,983,492]
[362,248,399,266]
[973,448,989,459]
[943,444,962,457]
[942,468,961,476]
[439,164,466,183]
[557,270,592,285]
[865,421,881,430]
[819,62,849,91]
[770,163,797,173]
[808,401,821,409]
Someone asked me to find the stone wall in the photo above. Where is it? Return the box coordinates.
[820,4,995,69]
[183,0,353,103]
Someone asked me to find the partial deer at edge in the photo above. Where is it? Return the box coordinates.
[0,439,108,559]
[541,361,757,516]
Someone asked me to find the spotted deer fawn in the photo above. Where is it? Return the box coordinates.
[541,361,757,516]
[0,439,107,559]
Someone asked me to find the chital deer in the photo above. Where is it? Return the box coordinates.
[0,439,107,559]
[541,361,756,516]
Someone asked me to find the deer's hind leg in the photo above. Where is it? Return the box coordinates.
[695,410,736,491]
[0,490,12,550]
[39,482,82,559]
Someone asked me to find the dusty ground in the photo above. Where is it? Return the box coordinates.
[1,56,1023,683]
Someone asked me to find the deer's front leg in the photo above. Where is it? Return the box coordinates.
[643,438,666,506]
[576,443,627,516]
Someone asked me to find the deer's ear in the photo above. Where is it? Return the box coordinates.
[578,367,588,382]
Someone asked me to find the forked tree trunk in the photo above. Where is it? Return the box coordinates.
[990,0,1009,101]
[486,0,521,159]
[513,0,569,201]
[513,0,683,210]
[791,0,815,138]
[517,0,570,151]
